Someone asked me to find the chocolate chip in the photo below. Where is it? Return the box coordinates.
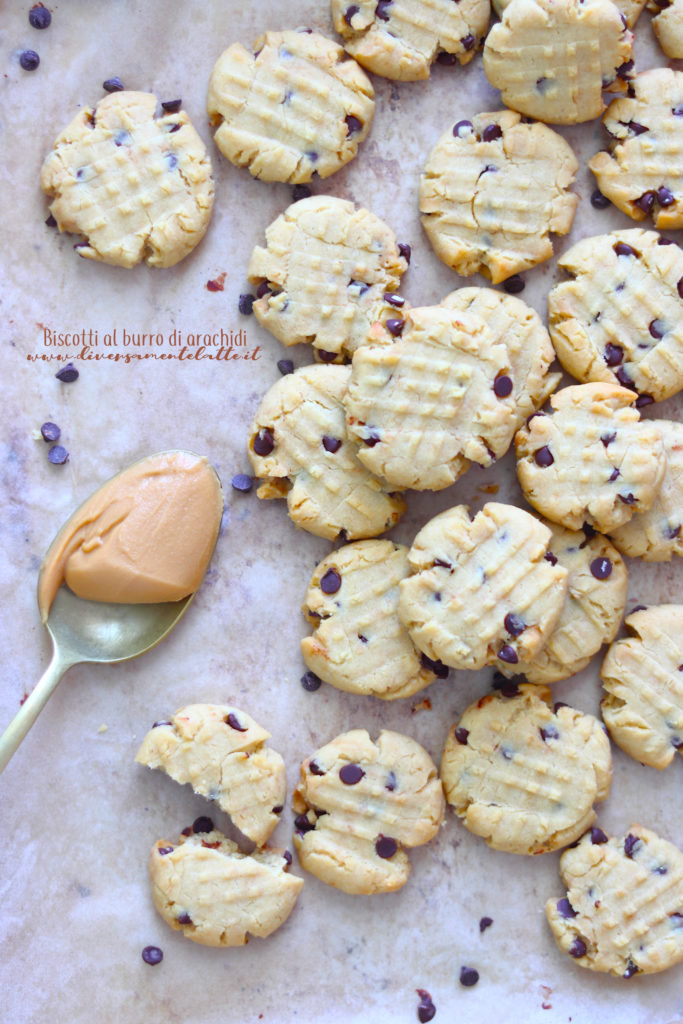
[492,671,520,697]
[177,912,192,925]
[29,5,52,29]
[47,445,69,465]
[103,76,124,92]
[385,770,397,791]
[309,760,325,776]
[498,645,519,665]
[339,763,364,785]
[345,114,363,135]
[590,557,612,580]
[603,343,623,366]
[272,806,284,814]
[479,916,493,933]
[590,189,611,209]
[616,60,634,80]
[45,213,57,227]
[634,191,656,215]
[613,242,638,257]
[659,236,675,245]
[238,293,255,315]
[658,186,675,207]
[553,701,569,712]
[503,275,525,294]
[320,568,341,594]
[461,33,475,50]
[344,4,360,23]
[433,558,452,569]
[601,431,616,447]
[453,119,473,137]
[294,813,315,834]
[540,724,559,741]
[363,429,381,447]
[141,946,163,965]
[293,184,312,201]
[20,50,40,70]
[618,492,636,505]
[649,319,665,339]
[670,912,683,928]
[420,653,450,678]
[255,281,272,299]
[306,151,319,162]
[624,833,641,857]
[616,366,634,388]
[252,428,274,456]
[544,551,558,565]
[317,349,338,363]
[608,466,619,482]
[482,124,503,142]
[283,850,293,865]
[459,967,479,987]
[301,670,321,691]
[375,835,398,859]
[416,990,436,1023]
[157,846,174,856]
[569,937,587,958]
[398,242,411,263]
[500,745,513,760]
[55,362,79,383]
[454,727,469,745]
[152,720,172,728]
[231,473,252,493]
[40,421,61,442]
[225,713,247,732]
[437,51,458,65]
[166,153,178,170]
[493,374,513,398]
[557,898,577,919]
[385,318,405,337]
[384,292,405,307]
[273,359,294,380]
[358,634,368,643]
[678,276,683,299]
[534,446,554,467]
[623,960,640,979]
[376,0,393,20]
[504,612,525,636]
[591,827,608,844]
[635,394,654,408]
[161,98,182,113]
[667,524,681,539]
[322,435,342,453]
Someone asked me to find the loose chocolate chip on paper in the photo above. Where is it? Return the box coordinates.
[20,50,40,71]
[141,946,164,966]
[459,966,479,987]
[238,293,255,316]
[479,916,493,933]
[277,359,294,375]
[47,445,69,465]
[40,422,61,442]
[29,5,52,29]
[416,990,436,1023]
[161,98,182,113]
[55,362,79,383]
[590,189,611,209]
[103,76,125,92]
[293,184,312,201]
[45,213,57,227]
[301,670,322,691]
[503,275,525,294]
[231,473,253,493]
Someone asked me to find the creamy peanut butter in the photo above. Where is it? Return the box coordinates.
[38,451,223,622]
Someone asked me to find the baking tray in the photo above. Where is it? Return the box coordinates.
[1,2,681,1022]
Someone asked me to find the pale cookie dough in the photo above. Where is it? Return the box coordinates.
[135,705,286,847]
[493,0,647,26]
[398,503,568,670]
[609,420,683,561]
[515,383,666,533]
[301,540,440,700]
[441,287,561,434]
[601,605,683,769]
[496,523,628,684]
[649,0,683,57]
[248,364,405,541]
[207,29,374,183]
[344,304,518,491]
[331,0,490,81]
[419,110,577,283]
[483,0,633,125]
[247,195,409,360]
[441,685,612,855]
[292,729,444,894]
[149,826,302,946]
[40,91,214,268]
[548,230,683,404]
[589,69,683,231]
[546,825,683,976]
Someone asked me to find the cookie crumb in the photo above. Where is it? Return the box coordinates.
[97,724,108,734]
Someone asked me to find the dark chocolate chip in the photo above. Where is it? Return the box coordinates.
[557,898,577,919]
[667,524,681,539]
[603,343,623,366]
[634,191,656,215]
[658,186,675,207]
[590,189,611,209]
[504,612,525,636]
[569,937,587,958]
[500,745,513,760]
[540,724,559,741]
[678,276,683,299]
[453,119,473,137]
[238,293,255,316]
[498,645,519,665]
[623,960,640,979]
[29,5,52,29]
[177,912,192,925]
[225,713,247,732]
[344,4,360,23]
[309,760,325,776]
[534,446,554,468]
[461,33,475,50]
[306,151,319,163]
[398,242,411,263]
[635,394,654,408]
[339,763,365,785]
[55,362,79,383]
[293,183,312,202]
[358,634,368,643]
[256,281,272,299]
[454,727,469,745]
[670,912,683,928]
[231,473,252,493]
[45,213,57,227]
[272,805,284,814]
[294,813,315,834]
[317,349,338,363]
[283,850,293,865]
[618,492,636,505]
[591,827,608,844]
[609,464,620,480]
[320,568,341,594]
[658,236,675,245]
[601,431,616,447]
[479,916,493,933]
[166,153,178,169]
[627,121,648,135]
[277,358,295,375]
[437,51,458,65]
[482,124,503,142]
[624,833,641,857]
[375,835,398,859]
[503,275,525,294]
[493,374,513,398]
[161,98,182,113]
[590,557,612,580]
[252,428,274,456]
[103,76,124,92]
[322,435,342,453]
[40,421,61,442]
[673,105,683,117]
[385,318,405,337]
[459,967,479,987]
[553,701,569,712]
[363,429,381,447]
[345,114,363,135]
[157,846,174,856]
[47,445,69,465]
[420,653,449,678]
[492,672,520,697]
[20,50,40,70]
[616,60,634,80]
[613,242,639,257]
[649,319,665,339]
[385,770,397,791]
[376,0,393,21]
[384,292,405,307]
[141,946,163,965]
[433,558,452,569]
[168,123,181,134]
[152,720,172,728]
[416,990,436,1023]
[616,366,635,388]
[544,551,558,565]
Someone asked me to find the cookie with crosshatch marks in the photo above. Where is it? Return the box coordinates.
[515,383,666,534]
[344,304,519,491]
[207,29,374,183]
[301,540,439,699]
[495,522,628,685]
[40,91,214,268]
[548,230,683,404]
[441,685,612,855]
[492,0,647,27]
[135,704,286,847]
[546,825,683,976]
[292,728,444,894]
[331,0,490,81]
[398,502,568,671]
[601,605,683,769]
[248,364,405,541]
[419,110,577,283]
[649,0,683,58]
[247,195,409,361]
[589,69,683,230]
[149,826,302,946]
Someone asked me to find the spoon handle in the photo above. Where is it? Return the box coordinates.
[0,647,75,774]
